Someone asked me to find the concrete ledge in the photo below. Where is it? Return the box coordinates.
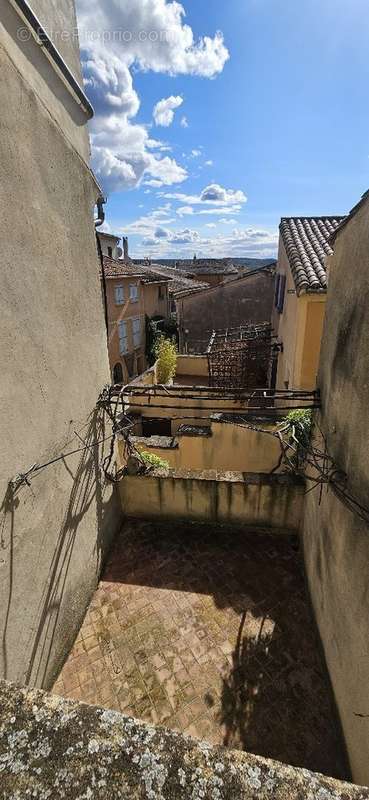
[119,470,305,532]
[131,435,178,450]
[1,680,367,799]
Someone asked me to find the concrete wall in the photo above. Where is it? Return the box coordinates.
[0,2,122,690]
[177,268,275,352]
[273,239,326,390]
[120,470,304,532]
[127,419,283,473]
[302,197,369,784]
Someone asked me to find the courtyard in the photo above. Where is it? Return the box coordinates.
[53,520,346,779]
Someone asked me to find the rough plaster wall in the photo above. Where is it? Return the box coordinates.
[180,271,274,350]
[30,0,84,82]
[0,47,122,689]
[302,200,369,784]
[0,0,89,160]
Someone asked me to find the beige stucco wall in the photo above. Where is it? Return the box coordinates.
[143,282,169,319]
[120,470,304,532]
[127,420,283,473]
[175,354,209,380]
[274,239,325,390]
[302,198,369,784]
[0,0,90,161]
[0,4,122,690]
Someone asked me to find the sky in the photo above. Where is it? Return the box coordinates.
[75,0,369,259]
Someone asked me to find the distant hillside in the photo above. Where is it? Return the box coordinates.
[140,257,276,270]
[231,257,277,269]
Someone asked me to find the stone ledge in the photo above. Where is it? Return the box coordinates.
[1,680,368,799]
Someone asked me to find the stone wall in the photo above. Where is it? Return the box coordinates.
[177,268,275,352]
[1,679,368,799]
[302,195,369,784]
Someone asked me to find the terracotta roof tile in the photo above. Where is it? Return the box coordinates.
[131,262,209,296]
[280,216,346,294]
[102,256,168,284]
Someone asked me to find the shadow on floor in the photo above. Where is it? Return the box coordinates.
[102,520,348,778]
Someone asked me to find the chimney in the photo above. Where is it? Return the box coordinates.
[123,236,129,260]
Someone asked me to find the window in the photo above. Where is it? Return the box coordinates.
[158,285,164,300]
[114,285,124,305]
[118,321,128,355]
[130,284,139,302]
[132,317,141,348]
[275,274,286,314]
[142,417,172,437]
[108,246,113,257]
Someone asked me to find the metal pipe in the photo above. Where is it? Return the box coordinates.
[10,0,94,119]
[94,197,109,340]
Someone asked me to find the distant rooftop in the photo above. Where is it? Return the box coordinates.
[132,261,209,296]
[280,216,346,294]
[102,256,169,284]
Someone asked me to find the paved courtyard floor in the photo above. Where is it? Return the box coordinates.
[53,520,346,778]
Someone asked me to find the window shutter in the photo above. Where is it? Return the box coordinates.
[277,274,286,313]
[274,274,281,307]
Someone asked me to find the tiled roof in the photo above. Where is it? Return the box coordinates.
[280,216,346,294]
[102,257,168,284]
[190,265,238,276]
[132,262,209,296]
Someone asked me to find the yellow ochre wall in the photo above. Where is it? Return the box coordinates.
[274,241,326,390]
[143,282,169,319]
[125,420,283,474]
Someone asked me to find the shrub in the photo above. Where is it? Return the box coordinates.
[140,451,169,470]
[284,409,313,469]
[155,335,177,384]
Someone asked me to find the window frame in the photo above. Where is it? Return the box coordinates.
[114,284,124,306]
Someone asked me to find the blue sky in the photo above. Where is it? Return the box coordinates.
[76,0,369,258]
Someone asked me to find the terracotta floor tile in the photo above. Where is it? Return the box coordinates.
[52,520,346,779]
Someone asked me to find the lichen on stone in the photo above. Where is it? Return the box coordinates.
[0,680,368,800]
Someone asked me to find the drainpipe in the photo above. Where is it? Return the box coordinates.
[10,0,94,119]
[95,197,109,342]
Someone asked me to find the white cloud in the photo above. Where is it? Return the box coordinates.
[190,149,202,158]
[76,0,229,193]
[206,223,217,228]
[177,206,194,216]
[180,116,189,128]
[135,225,278,257]
[205,159,213,166]
[161,183,247,207]
[153,95,183,127]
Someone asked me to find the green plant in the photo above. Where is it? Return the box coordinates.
[284,409,313,469]
[140,451,169,470]
[155,335,177,384]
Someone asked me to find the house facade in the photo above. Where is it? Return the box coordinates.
[272,216,345,389]
[102,254,170,384]
[176,264,276,353]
